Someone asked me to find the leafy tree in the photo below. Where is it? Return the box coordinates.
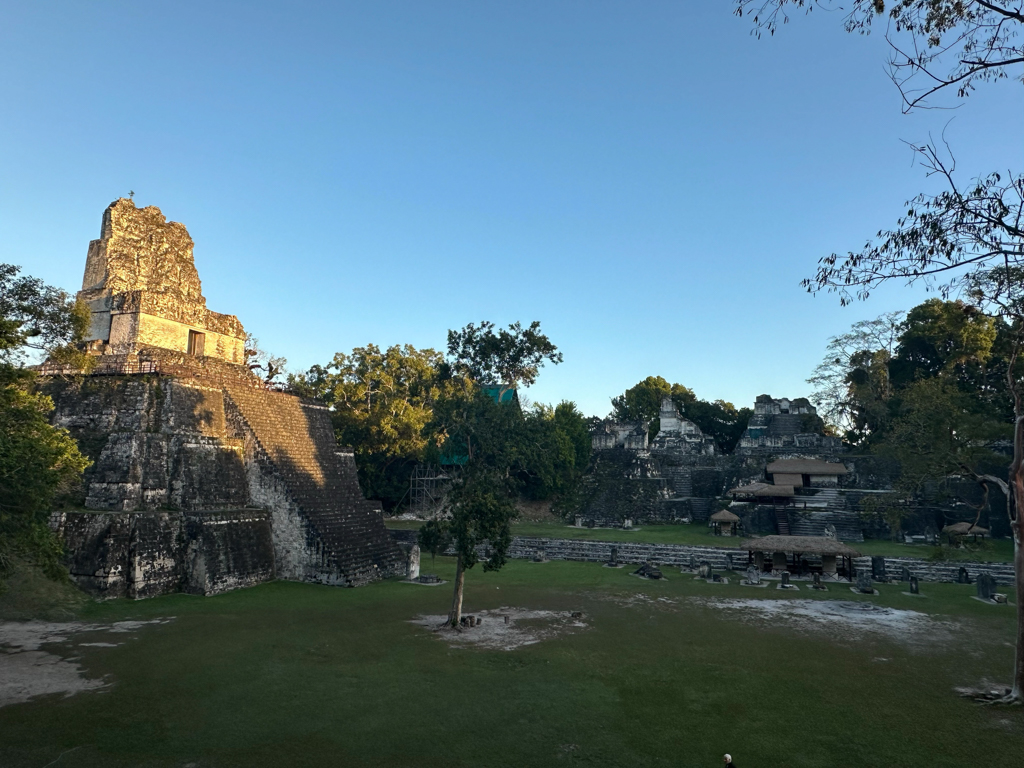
[739,0,1024,700]
[802,135,1024,707]
[0,265,91,584]
[289,344,448,509]
[518,401,592,501]
[244,334,287,384]
[891,299,999,385]
[446,321,563,400]
[421,321,561,628]
[737,0,1024,111]
[0,264,90,368]
[683,398,755,454]
[610,375,673,424]
[871,377,1009,537]
[808,311,904,439]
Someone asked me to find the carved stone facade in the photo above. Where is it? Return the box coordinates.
[737,394,842,454]
[77,199,246,364]
[591,419,649,451]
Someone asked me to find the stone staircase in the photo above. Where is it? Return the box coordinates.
[774,507,791,535]
[224,384,403,586]
[768,413,803,436]
[665,466,692,497]
[788,509,865,542]
[788,489,864,541]
[689,497,712,521]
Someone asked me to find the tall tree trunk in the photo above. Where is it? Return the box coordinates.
[448,554,465,628]
[1009,413,1024,701]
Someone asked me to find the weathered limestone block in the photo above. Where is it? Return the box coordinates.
[54,510,274,599]
[45,377,250,512]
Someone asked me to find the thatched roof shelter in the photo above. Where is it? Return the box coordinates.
[728,482,795,498]
[942,522,989,536]
[766,459,848,476]
[743,535,861,558]
[710,509,741,523]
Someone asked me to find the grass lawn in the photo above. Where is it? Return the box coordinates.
[1,558,1020,768]
[388,518,1016,562]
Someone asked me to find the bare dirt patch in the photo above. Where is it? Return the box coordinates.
[0,618,173,708]
[692,598,957,645]
[411,607,588,651]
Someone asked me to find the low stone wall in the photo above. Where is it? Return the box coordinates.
[53,509,275,599]
[853,555,1015,586]
[388,529,1015,585]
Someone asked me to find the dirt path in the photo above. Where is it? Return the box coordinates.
[0,619,172,708]
[411,607,588,650]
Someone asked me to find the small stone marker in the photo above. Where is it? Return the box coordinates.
[780,571,791,587]
[587,518,596,528]
[623,518,633,530]
[856,571,873,594]
[909,576,919,595]
[697,561,711,579]
[812,573,824,589]
[901,566,912,582]
[634,562,663,580]
[957,566,970,584]
[977,572,996,601]
[504,615,510,625]
[574,516,583,528]
[608,546,619,567]
[745,565,761,585]
[725,553,734,571]
[871,556,887,581]
[407,544,421,581]
[689,554,698,570]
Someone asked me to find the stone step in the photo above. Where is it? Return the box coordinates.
[224,385,403,584]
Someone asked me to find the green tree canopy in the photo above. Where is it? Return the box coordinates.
[446,320,562,399]
[0,264,91,583]
[289,344,449,509]
[421,320,563,628]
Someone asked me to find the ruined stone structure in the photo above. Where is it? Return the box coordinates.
[737,395,842,454]
[583,398,739,528]
[43,201,403,598]
[591,419,649,451]
[52,508,275,599]
[579,392,885,539]
[650,397,715,455]
[77,199,246,363]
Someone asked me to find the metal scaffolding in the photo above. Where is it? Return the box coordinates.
[407,465,451,518]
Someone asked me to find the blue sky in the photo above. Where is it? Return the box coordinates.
[2,2,1020,417]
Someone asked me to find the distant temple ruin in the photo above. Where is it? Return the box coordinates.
[650,396,715,455]
[77,199,246,363]
[580,392,855,537]
[736,395,841,454]
[45,199,403,598]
